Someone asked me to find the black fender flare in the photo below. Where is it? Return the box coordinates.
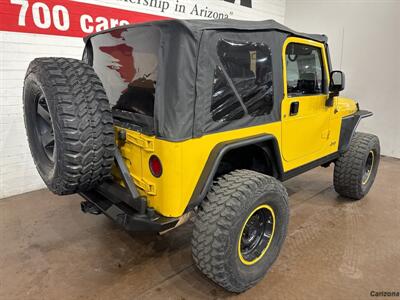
[185,134,283,212]
[339,110,373,153]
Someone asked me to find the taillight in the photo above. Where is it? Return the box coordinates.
[149,155,162,177]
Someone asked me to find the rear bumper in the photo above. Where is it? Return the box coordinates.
[79,182,179,232]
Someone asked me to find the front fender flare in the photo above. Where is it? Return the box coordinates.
[339,110,373,153]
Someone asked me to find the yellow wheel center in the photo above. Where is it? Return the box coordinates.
[238,204,275,265]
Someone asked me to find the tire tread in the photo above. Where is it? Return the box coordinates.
[192,169,288,292]
[334,132,379,199]
[25,57,115,194]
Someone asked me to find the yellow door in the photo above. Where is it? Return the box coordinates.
[281,38,332,164]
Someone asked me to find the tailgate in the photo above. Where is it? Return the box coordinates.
[114,127,157,197]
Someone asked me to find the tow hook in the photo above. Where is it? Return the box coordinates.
[81,201,102,215]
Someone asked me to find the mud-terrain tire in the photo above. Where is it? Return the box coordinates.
[23,57,115,195]
[334,132,380,200]
[191,170,289,293]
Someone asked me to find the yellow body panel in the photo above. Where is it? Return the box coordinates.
[116,122,282,217]
[114,38,358,218]
[281,38,335,164]
[335,96,358,118]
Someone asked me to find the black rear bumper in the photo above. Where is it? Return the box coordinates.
[79,182,178,232]
[79,148,179,232]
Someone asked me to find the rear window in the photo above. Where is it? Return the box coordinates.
[91,27,160,117]
[211,39,273,122]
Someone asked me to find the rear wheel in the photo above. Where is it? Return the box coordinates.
[23,57,115,195]
[191,170,289,293]
[334,132,380,200]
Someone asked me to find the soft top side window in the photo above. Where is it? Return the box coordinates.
[285,43,325,97]
[211,39,274,122]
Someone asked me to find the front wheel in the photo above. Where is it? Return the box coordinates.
[191,170,289,293]
[334,132,380,200]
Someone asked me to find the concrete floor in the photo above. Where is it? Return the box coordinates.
[0,156,399,300]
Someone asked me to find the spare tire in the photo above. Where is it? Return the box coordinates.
[23,57,115,195]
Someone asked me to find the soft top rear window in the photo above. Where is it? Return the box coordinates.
[91,26,160,118]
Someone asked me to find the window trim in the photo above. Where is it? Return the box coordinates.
[282,38,330,98]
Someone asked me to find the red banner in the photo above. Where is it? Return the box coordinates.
[0,0,169,38]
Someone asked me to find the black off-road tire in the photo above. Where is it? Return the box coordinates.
[23,57,115,195]
[192,170,289,293]
[334,132,380,200]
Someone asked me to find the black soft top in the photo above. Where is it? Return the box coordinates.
[84,19,327,44]
[85,19,329,141]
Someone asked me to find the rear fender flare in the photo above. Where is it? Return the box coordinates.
[185,134,283,212]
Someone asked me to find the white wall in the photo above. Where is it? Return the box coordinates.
[0,0,286,199]
[0,33,84,198]
[285,0,400,158]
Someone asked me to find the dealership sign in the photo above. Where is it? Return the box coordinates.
[0,0,169,37]
[0,0,256,38]
[224,0,252,8]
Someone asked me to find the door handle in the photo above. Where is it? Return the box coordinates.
[290,101,299,116]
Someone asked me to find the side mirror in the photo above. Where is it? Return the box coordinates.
[330,70,345,94]
[326,71,345,107]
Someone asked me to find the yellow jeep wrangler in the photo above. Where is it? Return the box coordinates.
[23,19,380,292]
